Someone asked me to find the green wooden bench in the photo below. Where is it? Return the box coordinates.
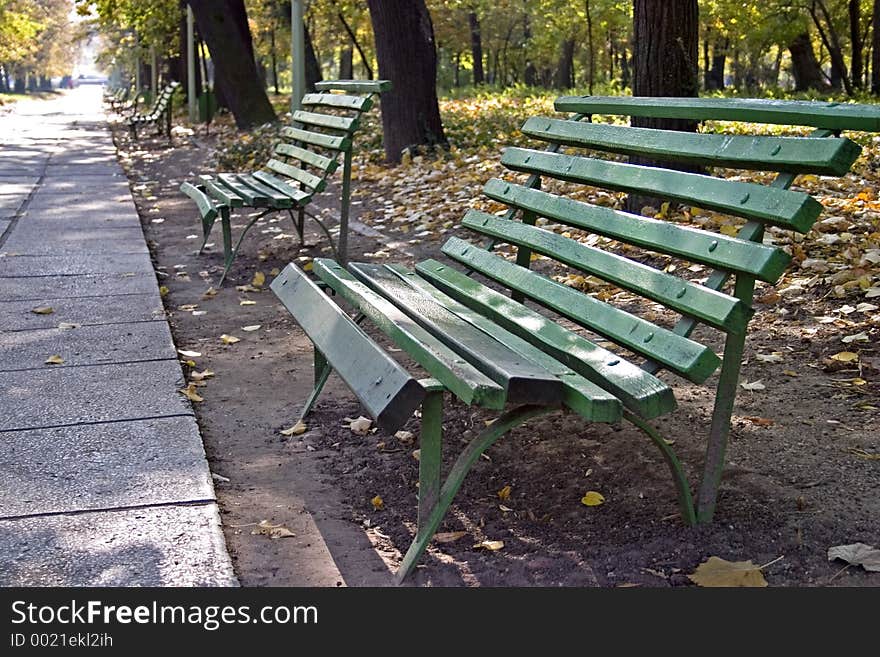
[270,96,880,583]
[180,79,390,286]
[128,81,180,141]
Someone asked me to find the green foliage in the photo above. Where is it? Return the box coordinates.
[1,0,77,81]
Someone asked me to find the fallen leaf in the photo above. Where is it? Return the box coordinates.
[179,383,204,402]
[192,310,207,316]
[31,306,54,315]
[842,332,869,344]
[741,380,766,391]
[581,491,605,507]
[280,420,307,436]
[394,430,414,443]
[177,349,202,358]
[219,334,240,345]
[57,322,80,330]
[688,556,769,587]
[412,449,420,461]
[270,267,280,276]
[745,416,774,427]
[303,261,314,272]
[252,520,295,539]
[235,284,261,293]
[856,302,878,313]
[202,287,218,299]
[349,416,373,435]
[433,531,467,544]
[189,369,215,381]
[371,495,384,511]
[44,355,64,365]
[827,543,880,572]
[756,352,784,363]
[211,472,230,483]
[497,485,512,501]
[473,540,504,551]
[242,324,261,332]
[830,351,859,363]
[251,271,266,288]
[782,370,799,377]
[159,285,169,297]
[240,299,257,306]
[178,304,198,311]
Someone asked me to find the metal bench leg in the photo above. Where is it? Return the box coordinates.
[338,148,352,267]
[298,346,332,422]
[218,208,271,287]
[396,403,550,584]
[199,210,219,254]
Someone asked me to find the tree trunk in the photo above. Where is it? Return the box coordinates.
[873,0,880,93]
[304,22,323,91]
[339,47,354,79]
[335,7,374,79]
[586,1,595,93]
[14,76,25,93]
[367,0,447,163]
[554,39,575,89]
[270,24,279,94]
[469,12,484,85]
[810,0,853,95]
[453,52,461,87]
[188,0,276,128]
[850,0,864,89]
[788,31,829,91]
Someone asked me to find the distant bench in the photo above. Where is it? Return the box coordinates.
[128,81,180,142]
[271,96,880,582]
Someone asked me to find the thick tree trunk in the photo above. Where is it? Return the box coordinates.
[188,0,276,128]
[339,47,354,79]
[304,23,323,91]
[810,0,853,95]
[873,0,880,93]
[850,0,864,89]
[788,31,829,91]
[554,39,575,89]
[469,12,484,85]
[367,0,447,163]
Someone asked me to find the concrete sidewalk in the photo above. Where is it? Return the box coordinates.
[0,88,236,586]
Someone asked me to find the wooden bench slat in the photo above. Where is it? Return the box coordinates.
[180,182,220,220]
[216,173,270,206]
[264,158,327,192]
[462,210,751,334]
[349,262,565,406]
[502,148,823,233]
[312,258,507,409]
[384,264,622,422]
[441,237,721,383]
[521,117,862,176]
[198,175,244,208]
[301,92,373,113]
[555,95,880,131]
[292,110,359,133]
[250,171,312,205]
[270,264,425,432]
[274,142,338,172]
[483,179,790,282]
[233,174,295,208]
[280,126,351,151]
[414,258,676,418]
[314,79,392,94]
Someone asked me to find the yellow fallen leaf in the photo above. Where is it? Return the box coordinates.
[159,285,169,297]
[179,383,204,402]
[280,420,307,436]
[473,540,504,551]
[251,271,265,288]
[303,261,314,272]
[235,284,261,293]
[177,349,202,358]
[44,354,64,365]
[220,334,240,345]
[202,287,218,299]
[687,556,769,587]
[251,520,295,539]
[189,369,214,381]
[371,495,384,511]
[31,306,54,315]
[241,324,261,332]
[270,267,280,276]
[178,304,198,311]
[830,351,859,363]
[782,370,799,377]
[240,299,256,306]
[581,491,605,507]
[433,531,467,544]
[497,485,511,501]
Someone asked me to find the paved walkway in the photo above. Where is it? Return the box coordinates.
[0,88,236,585]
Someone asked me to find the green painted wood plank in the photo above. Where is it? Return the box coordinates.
[440,238,720,383]
[414,259,675,418]
[270,264,425,432]
[198,175,244,208]
[520,117,861,176]
[312,259,506,409]
[280,126,350,151]
[274,142,338,172]
[264,158,327,192]
[216,173,269,206]
[483,179,791,282]
[180,182,220,220]
[234,174,295,208]
[293,110,359,134]
[502,148,822,233]
[462,210,751,334]
[302,92,373,113]
[314,79,392,94]
[349,262,565,406]
[555,95,880,132]
[250,171,312,205]
[384,264,622,422]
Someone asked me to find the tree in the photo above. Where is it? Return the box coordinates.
[367,0,447,163]
[789,31,830,90]
[188,0,276,128]
[873,0,880,93]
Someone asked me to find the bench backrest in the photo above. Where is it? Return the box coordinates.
[267,79,391,203]
[140,81,179,119]
[421,97,878,402]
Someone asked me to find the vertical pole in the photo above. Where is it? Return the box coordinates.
[339,148,352,266]
[134,33,140,94]
[150,45,157,100]
[291,0,305,113]
[187,5,197,122]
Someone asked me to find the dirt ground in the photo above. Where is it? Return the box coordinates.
[110,118,879,588]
